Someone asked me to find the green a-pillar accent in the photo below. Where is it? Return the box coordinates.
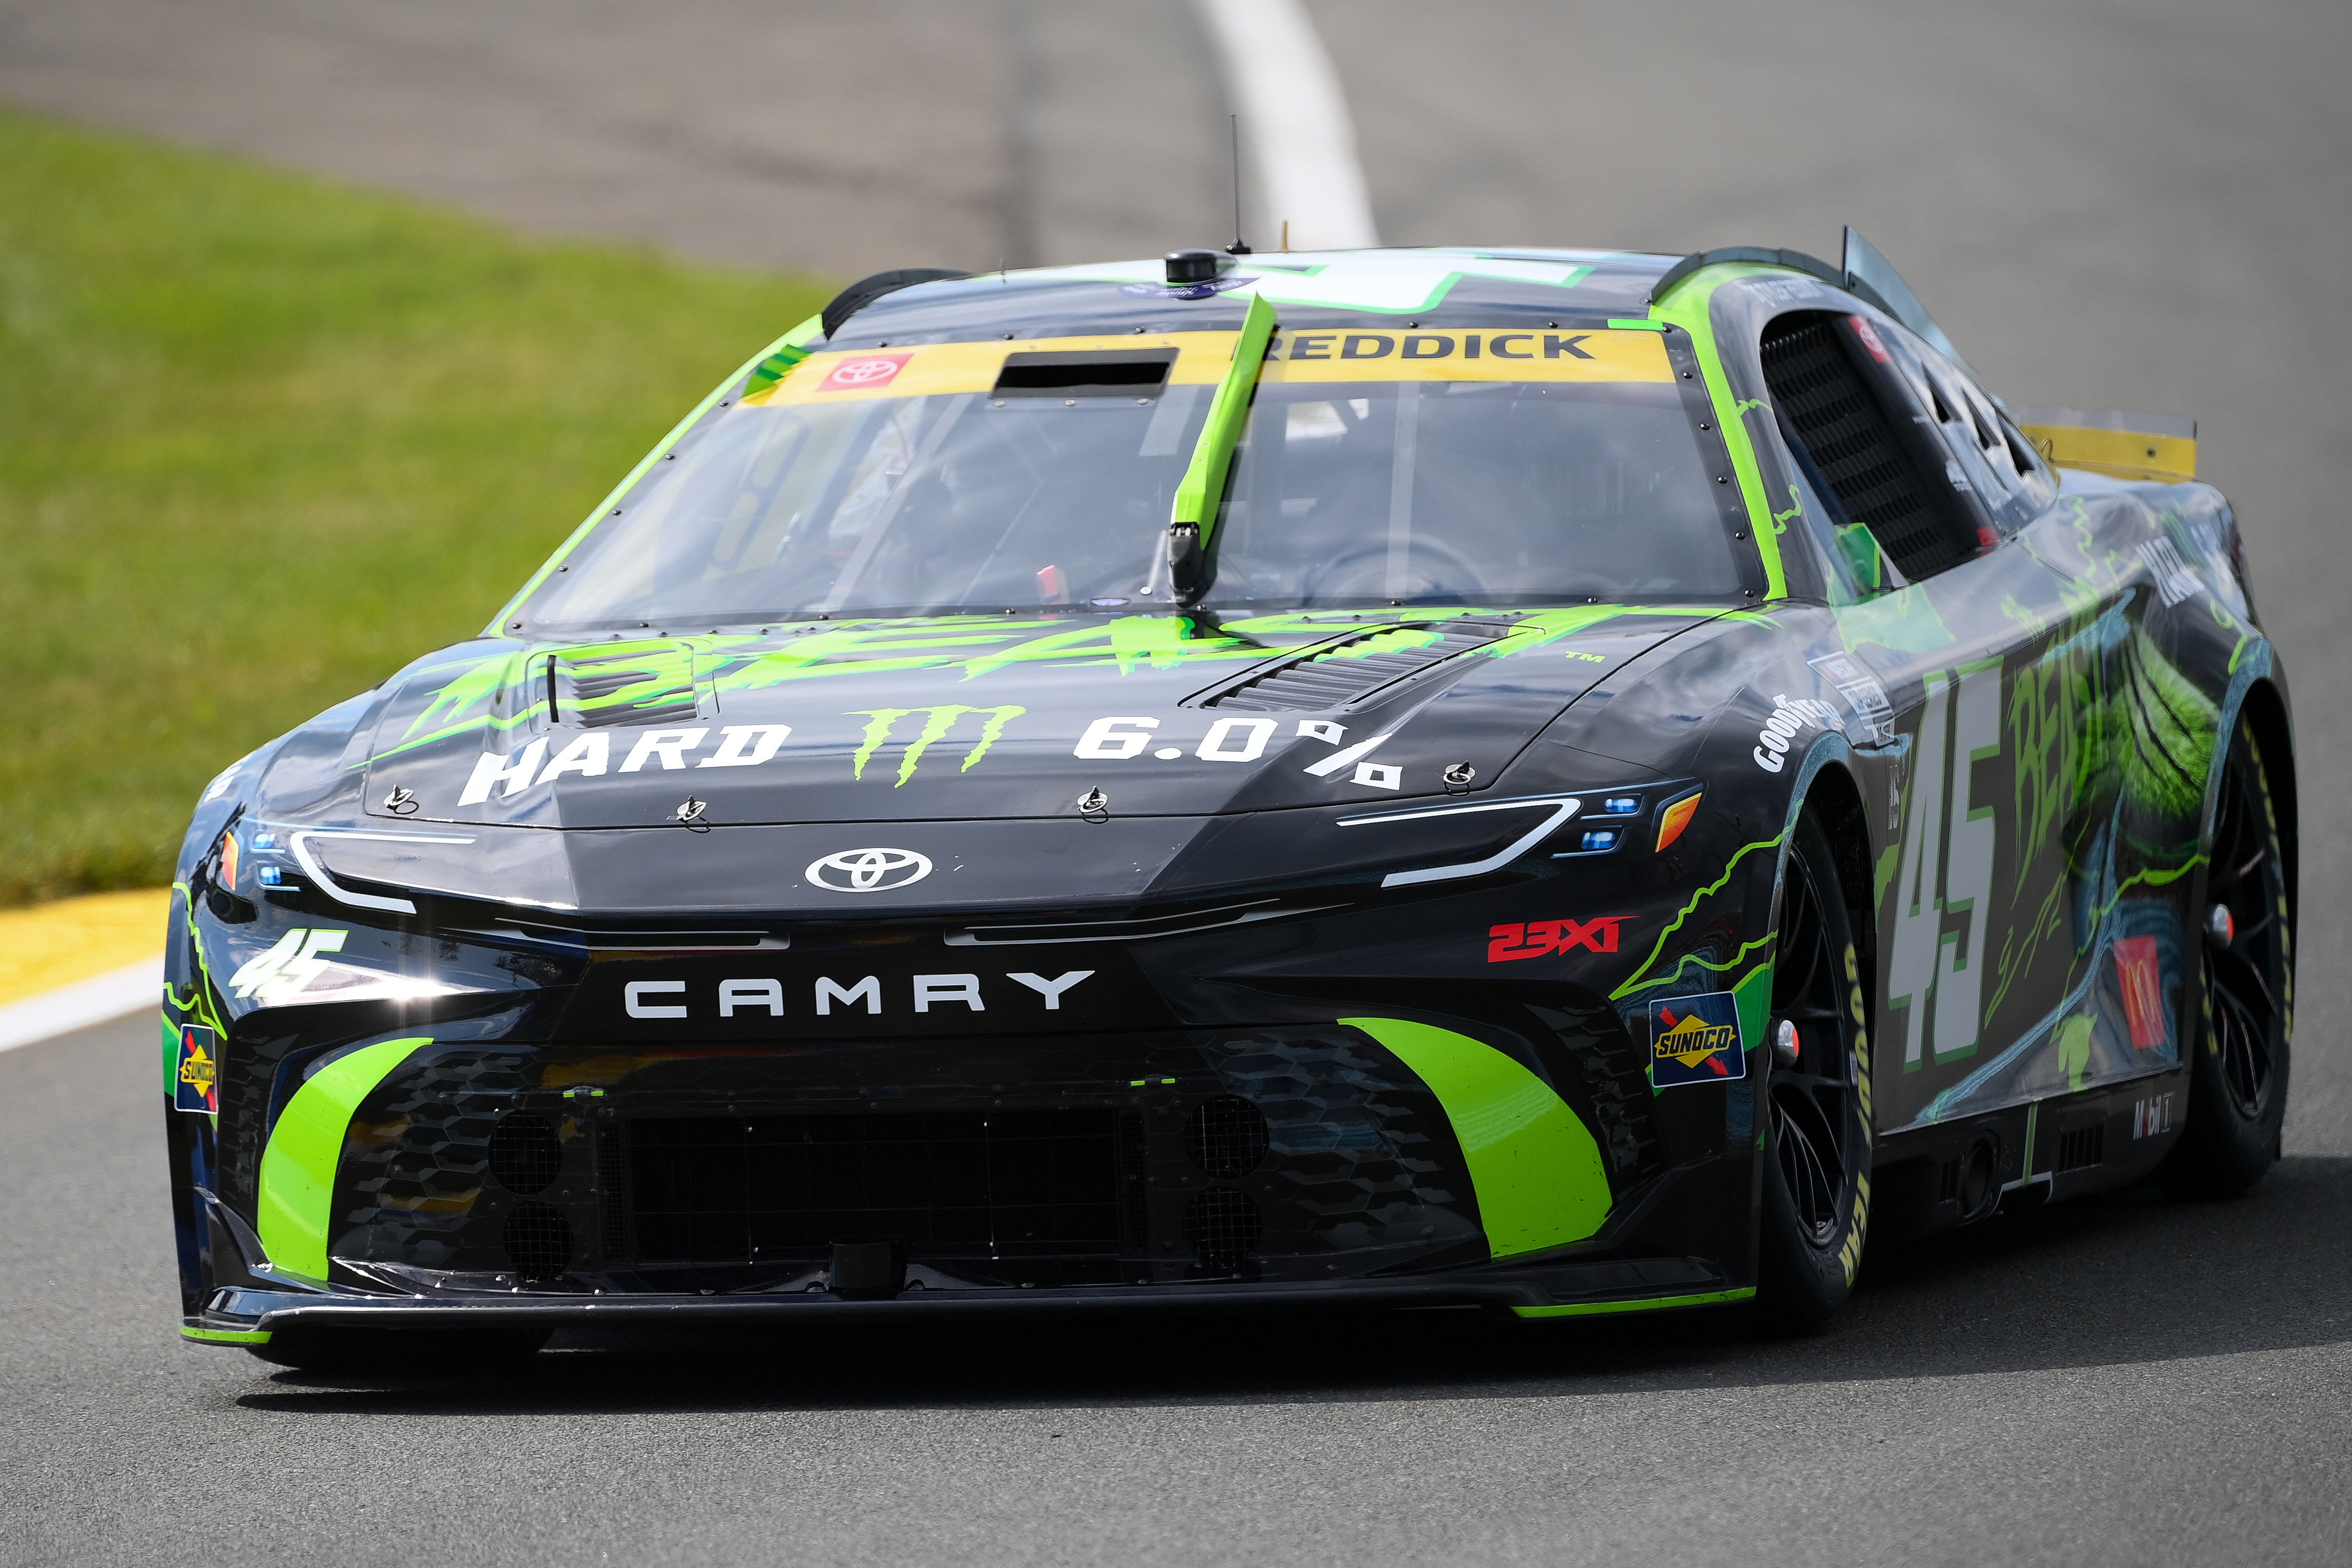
[256,1036,432,1282]
[1340,1017,1612,1258]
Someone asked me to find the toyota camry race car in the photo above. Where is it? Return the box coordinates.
[166,234,2294,1366]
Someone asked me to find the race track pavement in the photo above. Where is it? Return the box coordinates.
[3,1,2350,1563]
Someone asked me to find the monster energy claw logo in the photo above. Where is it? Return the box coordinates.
[850,705,1026,786]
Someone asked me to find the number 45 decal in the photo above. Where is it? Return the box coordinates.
[1884,666,2001,1068]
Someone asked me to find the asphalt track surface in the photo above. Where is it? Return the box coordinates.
[3,2,2351,1563]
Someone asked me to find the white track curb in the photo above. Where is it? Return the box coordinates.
[0,958,164,1054]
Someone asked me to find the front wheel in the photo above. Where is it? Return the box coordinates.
[1755,808,1874,1329]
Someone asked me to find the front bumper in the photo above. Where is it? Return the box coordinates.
[186,1263,1753,1344]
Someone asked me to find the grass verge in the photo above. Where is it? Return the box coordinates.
[0,107,832,905]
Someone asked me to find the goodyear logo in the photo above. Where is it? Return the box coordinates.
[1648,991,1747,1088]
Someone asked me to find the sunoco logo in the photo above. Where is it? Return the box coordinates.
[807,847,933,893]
[1647,990,1748,1089]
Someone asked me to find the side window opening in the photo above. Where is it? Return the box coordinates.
[1758,311,1983,583]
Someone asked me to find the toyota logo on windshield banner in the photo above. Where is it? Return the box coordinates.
[806,847,933,893]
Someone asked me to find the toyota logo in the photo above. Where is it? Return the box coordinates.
[806,846,934,893]
[819,353,910,391]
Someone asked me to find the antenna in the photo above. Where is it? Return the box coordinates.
[1227,115,1251,255]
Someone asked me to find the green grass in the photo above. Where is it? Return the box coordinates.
[0,108,834,906]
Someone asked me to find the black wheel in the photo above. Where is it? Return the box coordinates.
[2162,719,2292,1196]
[246,1324,549,1373]
[1756,809,1873,1329]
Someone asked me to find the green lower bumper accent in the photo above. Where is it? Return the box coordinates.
[256,1035,434,1281]
[1339,1016,1612,1259]
[180,1324,272,1345]
[1512,1287,1755,1319]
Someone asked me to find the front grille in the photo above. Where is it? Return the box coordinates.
[625,1110,1137,1265]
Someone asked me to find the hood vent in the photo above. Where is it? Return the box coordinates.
[1196,619,1518,712]
[548,642,699,728]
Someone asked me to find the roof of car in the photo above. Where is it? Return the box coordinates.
[828,246,1688,346]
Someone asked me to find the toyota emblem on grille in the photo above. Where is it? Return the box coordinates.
[806,846,934,893]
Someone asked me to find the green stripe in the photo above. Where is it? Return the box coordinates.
[256,1036,433,1281]
[180,1324,273,1344]
[1340,1016,1611,1259]
[1171,290,1278,545]
[1512,1287,1755,1319]
[1650,264,1792,601]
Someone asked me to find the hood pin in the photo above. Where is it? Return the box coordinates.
[1441,762,1477,792]
[383,787,419,815]
[1076,787,1110,823]
[675,796,709,830]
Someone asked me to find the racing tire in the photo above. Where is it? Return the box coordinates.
[2161,719,2293,1197]
[1754,808,1873,1331]
[246,1324,551,1373]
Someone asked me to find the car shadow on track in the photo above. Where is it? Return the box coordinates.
[237,1156,2352,1415]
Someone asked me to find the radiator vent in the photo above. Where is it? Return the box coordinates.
[1760,315,1970,581]
[1196,620,1515,711]
[2054,1123,2106,1173]
[547,642,699,728]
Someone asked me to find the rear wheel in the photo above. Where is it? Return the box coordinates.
[1756,809,1873,1329]
[247,1324,549,1373]
[2162,719,2292,1196]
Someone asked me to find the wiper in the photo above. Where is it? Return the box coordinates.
[1167,290,1277,603]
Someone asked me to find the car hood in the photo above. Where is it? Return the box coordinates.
[355,607,1718,834]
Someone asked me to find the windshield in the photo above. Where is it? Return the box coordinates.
[518,328,1743,628]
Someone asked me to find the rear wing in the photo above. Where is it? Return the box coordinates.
[2009,406,2197,484]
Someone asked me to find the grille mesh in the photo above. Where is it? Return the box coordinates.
[1185,1188,1263,1274]
[502,1201,573,1280]
[487,1112,562,1196]
[1184,1095,1270,1181]
[1760,315,1968,581]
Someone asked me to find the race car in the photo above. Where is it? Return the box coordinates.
[164,234,2294,1367]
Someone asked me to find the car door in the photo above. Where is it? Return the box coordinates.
[1757,306,2133,1139]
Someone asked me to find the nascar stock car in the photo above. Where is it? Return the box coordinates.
[166,233,2293,1367]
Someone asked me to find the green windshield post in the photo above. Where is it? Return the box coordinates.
[1167,290,1277,600]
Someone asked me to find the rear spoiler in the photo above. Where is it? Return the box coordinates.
[2008,406,2197,484]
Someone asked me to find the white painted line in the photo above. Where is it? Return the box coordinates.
[0,957,164,1054]
[1191,0,1380,251]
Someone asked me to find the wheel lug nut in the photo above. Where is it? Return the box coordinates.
[1773,1018,1800,1067]
[2205,903,2236,950]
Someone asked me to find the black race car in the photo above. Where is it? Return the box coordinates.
[166,235,2293,1365]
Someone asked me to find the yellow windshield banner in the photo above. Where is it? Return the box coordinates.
[747,335,1237,406]
[1263,327,1673,384]
[750,328,1672,406]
